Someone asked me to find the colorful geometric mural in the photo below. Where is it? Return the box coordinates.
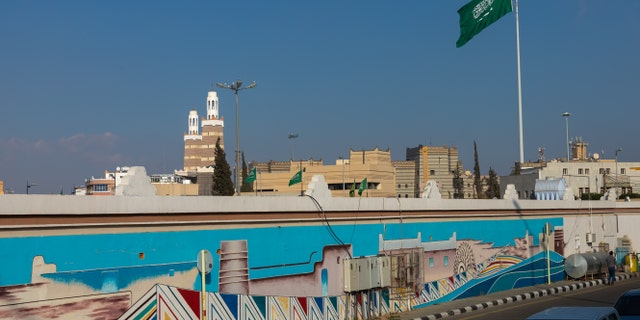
[117,250,565,319]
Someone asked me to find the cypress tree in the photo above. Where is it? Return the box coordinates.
[473,141,483,199]
[211,137,234,196]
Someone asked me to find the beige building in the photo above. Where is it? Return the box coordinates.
[393,160,416,198]
[246,146,473,198]
[406,145,471,199]
[249,148,404,198]
[151,174,199,196]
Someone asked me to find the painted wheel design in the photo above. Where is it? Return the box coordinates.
[454,241,475,274]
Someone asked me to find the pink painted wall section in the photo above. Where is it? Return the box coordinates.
[0,288,130,319]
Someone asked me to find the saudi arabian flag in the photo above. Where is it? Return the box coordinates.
[358,177,367,196]
[349,180,356,197]
[289,170,302,186]
[244,167,256,183]
[456,0,512,48]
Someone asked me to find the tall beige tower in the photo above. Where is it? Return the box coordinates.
[406,145,460,199]
[183,90,225,172]
[571,137,588,161]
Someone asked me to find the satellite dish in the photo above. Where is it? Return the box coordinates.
[593,153,600,160]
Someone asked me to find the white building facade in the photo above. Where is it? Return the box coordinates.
[533,159,639,199]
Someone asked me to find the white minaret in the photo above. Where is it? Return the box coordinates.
[207,90,219,120]
[188,109,199,135]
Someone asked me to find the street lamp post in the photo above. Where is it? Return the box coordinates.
[216,80,256,196]
[562,112,571,161]
[288,133,299,161]
[615,147,623,197]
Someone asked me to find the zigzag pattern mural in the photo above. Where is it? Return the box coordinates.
[119,252,563,320]
[119,285,200,320]
[120,285,361,320]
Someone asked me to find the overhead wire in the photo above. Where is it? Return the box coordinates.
[306,194,352,259]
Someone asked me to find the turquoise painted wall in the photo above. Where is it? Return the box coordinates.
[0,217,562,292]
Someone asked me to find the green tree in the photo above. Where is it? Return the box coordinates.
[240,152,254,193]
[211,137,234,196]
[473,141,483,199]
[485,167,500,199]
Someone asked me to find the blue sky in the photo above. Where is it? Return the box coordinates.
[1,1,639,194]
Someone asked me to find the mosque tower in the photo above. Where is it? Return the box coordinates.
[183,89,225,172]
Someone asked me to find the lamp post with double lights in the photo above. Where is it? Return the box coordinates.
[216,80,256,196]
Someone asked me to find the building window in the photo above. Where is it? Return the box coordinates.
[585,168,590,174]
[429,169,435,175]
[599,168,605,174]
[578,168,583,174]
[606,168,611,174]
[429,257,434,268]
[405,183,408,188]
[621,168,626,175]
[443,256,449,266]
[562,168,568,175]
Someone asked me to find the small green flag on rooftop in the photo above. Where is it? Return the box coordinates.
[244,167,256,184]
[456,0,512,48]
[289,170,302,186]
[358,177,367,196]
[349,180,356,197]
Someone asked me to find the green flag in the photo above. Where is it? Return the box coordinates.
[456,0,512,48]
[349,180,356,197]
[244,167,256,184]
[358,177,367,196]
[289,170,302,186]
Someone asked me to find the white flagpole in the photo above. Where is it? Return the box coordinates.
[515,0,524,164]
